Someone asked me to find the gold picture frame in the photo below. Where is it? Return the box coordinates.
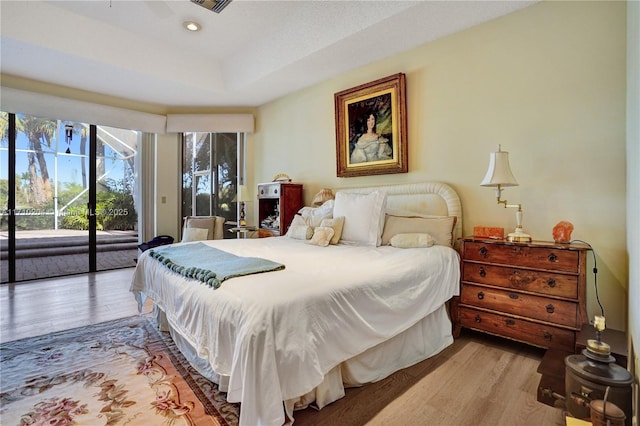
[334,73,408,178]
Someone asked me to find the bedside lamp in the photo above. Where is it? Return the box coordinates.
[480,145,532,243]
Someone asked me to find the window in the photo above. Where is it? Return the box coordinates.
[181,132,245,225]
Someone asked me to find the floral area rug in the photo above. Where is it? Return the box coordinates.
[0,315,240,426]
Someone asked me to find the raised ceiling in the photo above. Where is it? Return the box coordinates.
[1,1,537,108]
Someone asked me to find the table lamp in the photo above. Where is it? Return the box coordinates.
[312,188,334,206]
[480,145,532,243]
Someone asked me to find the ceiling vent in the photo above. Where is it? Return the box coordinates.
[190,0,233,14]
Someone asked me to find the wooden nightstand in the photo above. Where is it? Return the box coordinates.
[453,237,591,351]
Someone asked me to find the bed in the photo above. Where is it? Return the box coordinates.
[130,181,462,425]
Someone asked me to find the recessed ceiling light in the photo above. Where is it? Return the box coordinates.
[183,21,201,32]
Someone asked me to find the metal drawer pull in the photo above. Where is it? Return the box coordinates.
[544,332,553,340]
[505,319,515,326]
[479,247,488,258]
[479,267,486,277]
[477,291,484,300]
[475,315,482,323]
[547,278,556,288]
[546,304,555,314]
[509,293,519,300]
[548,253,558,262]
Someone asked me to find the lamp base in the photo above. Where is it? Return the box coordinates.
[239,201,247,227]
[507,228,532,243]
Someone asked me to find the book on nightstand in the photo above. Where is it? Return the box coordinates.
[472,226,504,239]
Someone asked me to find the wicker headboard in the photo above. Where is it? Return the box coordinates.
[337,181,463,245]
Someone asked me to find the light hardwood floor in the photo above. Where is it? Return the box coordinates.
[0,267,152,343]
[0,268,565,425]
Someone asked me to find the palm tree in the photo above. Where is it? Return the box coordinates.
[16,116,57,205]
[0,112,8,143]
[67,122,89,189]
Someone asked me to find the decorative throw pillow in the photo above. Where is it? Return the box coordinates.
[298,200,334,227]
[319,216,345,245]
[389,233,435,248]
[333,190,386,246]
[287,224,314,240]
[381,215,456,247]
[181,227,209,243]
[307,227,335,247]
[287,215,311,236]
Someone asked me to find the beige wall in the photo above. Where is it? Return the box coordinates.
[155,133,182,239]
[252,1,628,330]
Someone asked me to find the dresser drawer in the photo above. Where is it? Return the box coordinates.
[460,284,579,328]
[462,262,578,299]
[258,182,281,198]
[463,241,579,273]
[458,307,575,350]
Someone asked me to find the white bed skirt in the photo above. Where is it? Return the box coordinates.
[153,304,453,425]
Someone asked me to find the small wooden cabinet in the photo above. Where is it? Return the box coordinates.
[257,182,303,237]
[453,237,591,351]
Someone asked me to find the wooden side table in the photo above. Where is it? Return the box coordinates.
[576,325,628,367]
[228,226,257,239]
[536,325,628,408]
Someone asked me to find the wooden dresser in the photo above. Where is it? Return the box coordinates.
[257,182,303,237]
[453,237,591,351]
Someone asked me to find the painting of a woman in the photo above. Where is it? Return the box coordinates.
[334,73,407,177]
[350,111,392,164]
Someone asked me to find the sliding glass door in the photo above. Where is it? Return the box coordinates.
[0,112,140,282]
[95,125,139,271]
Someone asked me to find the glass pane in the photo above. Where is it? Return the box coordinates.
[12,114,90,281]
[0,112,8,282]
[194,132,210,174]
[214,133,238,222]
[95,125,139,271]
[182,133,194,219]
[195,174,211,216]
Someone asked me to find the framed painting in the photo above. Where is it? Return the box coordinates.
[334,73,408,178]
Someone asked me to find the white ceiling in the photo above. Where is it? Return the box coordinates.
[1,0,537,109]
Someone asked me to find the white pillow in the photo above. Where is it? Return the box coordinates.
[390,233,435,248]
[381,214,456,247]
[333,190,386,246]
[298,200,334,227]
[320,216,345,245]
[181,227,209,242]
[307,227,335,247]
[288,214,309,228]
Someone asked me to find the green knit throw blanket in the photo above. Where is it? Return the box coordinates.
[148,242,285,289]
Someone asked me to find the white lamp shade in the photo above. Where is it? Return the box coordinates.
[312,188,334,206]
[236,185,251,202]
[480,149,519,187]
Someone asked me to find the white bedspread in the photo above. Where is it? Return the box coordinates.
[130,237,460,426]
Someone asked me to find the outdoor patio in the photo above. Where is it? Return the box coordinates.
[0,230,138,283]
